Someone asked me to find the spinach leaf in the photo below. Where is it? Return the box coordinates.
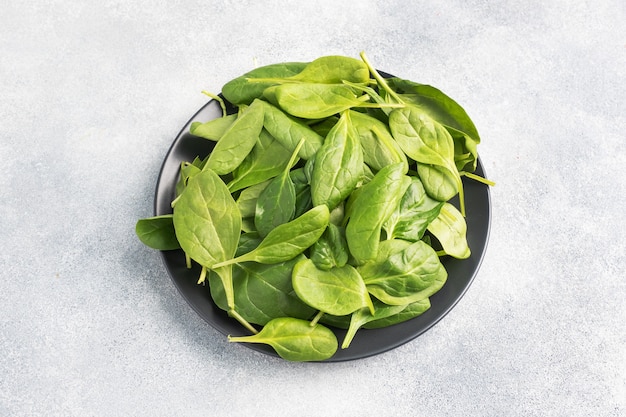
[383,177,444,242]
[363,298,431,329]
[386,77,480,171]
[389,107,465,214]
[249,55,370,86]
[172,169,241,308]
[310,223,349,270]
[213,205,330,267]
[345,162,411,263]
[228,317,338,362]
[236,180,271,219]
[310,111,363,210]
[205,99,264,175]
[135,215,180,250]
[189,114,237,141]
[417,162,459,202]
[227,129,293,192]
[254,139,303,236]
[358,239,447,305]
[175,157,205,196]
[285,55,370,84]
[222,62,308,105]
[349,110,408,172]
[292,258,374,316]
[209,256,315,326]
[274,83,370,119]
[427,202,471,259]
[260,100,324,159]
[340,300,413,349]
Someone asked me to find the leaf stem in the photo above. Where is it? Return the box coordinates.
[201,90,227,117]
[229,309,258,334]
[461,171,496,186]
[309,310,325,327]
[359,51,404,105]
[197,265,207,284]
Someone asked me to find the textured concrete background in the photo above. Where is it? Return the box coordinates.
[1,1,624,416]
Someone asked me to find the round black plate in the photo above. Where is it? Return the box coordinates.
[154,91,491,362]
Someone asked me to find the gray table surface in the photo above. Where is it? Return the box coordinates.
[1,1,624,416]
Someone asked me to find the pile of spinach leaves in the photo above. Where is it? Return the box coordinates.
[136,53,494,362]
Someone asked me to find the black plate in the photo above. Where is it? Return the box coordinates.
[154,90,491,362]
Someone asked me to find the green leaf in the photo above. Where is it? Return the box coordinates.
[383,177,444,242]
[349,110,408,172]
[227,129,293,192]
[386,77,480,171]
[340,299,412,349]
[222,62,308,105]
[260,100,324,159]
[358,239,447,305]
[236,180,271,219]
[208,256,315,325]
[310,223,349,270]
[254,139,303,236]
[310,111,363,210]
[292,259,374,316]
[189,114,237,141]
[274,83,369,119]
[427,202,471,259]
[364,298,431,329]
[172,169,241,307]
[345,162,411,263]
[286,55,370,84]
[417,163,459,202]
[213,205,330,267]
[228,317,338,362]
[135,215,180,250]
[205,99,264,175]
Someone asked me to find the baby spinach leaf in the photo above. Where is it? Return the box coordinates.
[389,106,456,170]
[363,298,431,329]
[175,160,202,197]
[227,129,293,192]
[135,215,180,250]
[293,182,313,218]
[172,169,241,308]
[209,256,316,326]
[358,239,447,306]
[274,83,370,119]
[349,110,408,172]
[310,223,349,270]
[236,180,271,218]
[417,162,459,202]
[285,55,370,84]
[386,77,480,171]
[389,107,465,214]
[173,169,241,268]
[310,111,363,210]
[254,139,303,237]
[222,62,308,105]
[189,114,237,141]
[205,99,264,175]
[292,259,374,316]
[260,100,324,159]
[345,162,411,263]
[235,232,262,257]
[213,205,330,267]
[228,317,338,362]
[383,177,444,242]
[341,300,412,349]
[427,202,471,259]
